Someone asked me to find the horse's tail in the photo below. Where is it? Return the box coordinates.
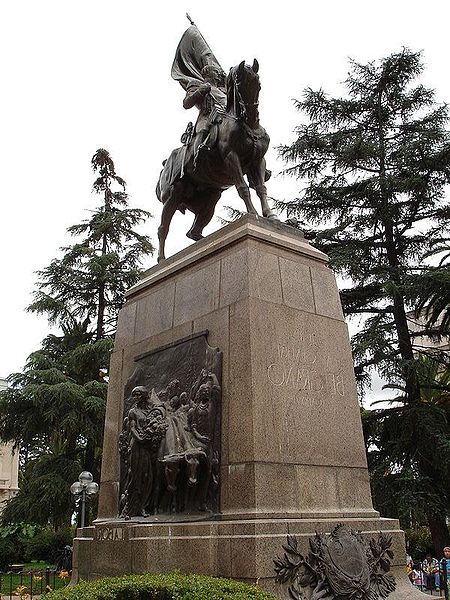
[156,170,163,203]
[156,159,171,203]
[156,150,184,205]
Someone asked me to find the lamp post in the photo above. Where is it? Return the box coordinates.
[70,471,99,528]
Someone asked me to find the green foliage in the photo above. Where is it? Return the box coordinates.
[28,148,154,340]
[0,523,41,569]
[0,338,109,452]
[277,48,450,377]
[415,267,450,334]
[0,149,154,528]
[0,523,40,539]
[0,522,73,569]
[405,527,434,559]
[0,451,83,528]
[411,240,450,336]
[0,536,20,569]
[0,326,108,528]
[46,572,277,600]
[23,528,74,564]
[278,48,450,551]
[363,355,450,551]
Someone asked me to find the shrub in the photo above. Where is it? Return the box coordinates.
[23,528,74,564]
[0,523,35,569]
[0,536,18,570]
[405,526,433,560]
[46,572,278,600]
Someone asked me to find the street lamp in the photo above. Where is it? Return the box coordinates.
[70,471,99,528]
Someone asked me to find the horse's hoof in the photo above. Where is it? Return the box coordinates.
[186,230,204,241]
[265,212,279,220]
[157,255,165,263]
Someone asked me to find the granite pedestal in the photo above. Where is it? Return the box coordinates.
[72,215,424,599]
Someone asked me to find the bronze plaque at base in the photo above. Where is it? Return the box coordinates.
[72,215,423,599]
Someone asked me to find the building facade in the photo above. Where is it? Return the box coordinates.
[408,311,450,355]
[0,378,19,512]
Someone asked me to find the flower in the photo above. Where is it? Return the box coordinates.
[59,570,70,579]
[13,585,30,599]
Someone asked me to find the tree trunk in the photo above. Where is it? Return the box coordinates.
[376,85,420,404]
[96,279,106,341]
[95,226,108,342]
[427,510,450,558]
[383,219,420,403]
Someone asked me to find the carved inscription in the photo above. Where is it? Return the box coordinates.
[267,341,345,398]
[95,527,125,542]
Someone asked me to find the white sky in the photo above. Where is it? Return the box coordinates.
[1,0,449,402]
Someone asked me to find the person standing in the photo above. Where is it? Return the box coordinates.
[423,552,440,591]
[440,547,450,599]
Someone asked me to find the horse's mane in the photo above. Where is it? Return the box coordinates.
[226,63,256,120]
[225,67,238,115]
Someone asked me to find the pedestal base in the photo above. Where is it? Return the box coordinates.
[72,516,425,599]
[77,216,424,600]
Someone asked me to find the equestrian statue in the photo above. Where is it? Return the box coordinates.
[156,16,277,261]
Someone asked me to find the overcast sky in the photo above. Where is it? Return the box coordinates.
[1,0,448,402]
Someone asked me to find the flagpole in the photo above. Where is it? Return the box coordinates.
[186,14,208,46]
[184,14,223,73]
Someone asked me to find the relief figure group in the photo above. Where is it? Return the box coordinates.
[119,370,220,519]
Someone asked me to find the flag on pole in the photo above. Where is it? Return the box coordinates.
[171,25,225,92]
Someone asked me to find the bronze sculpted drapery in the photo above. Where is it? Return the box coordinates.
[156,21,277,261]
[119,333,222,519]
[119,386,168,517]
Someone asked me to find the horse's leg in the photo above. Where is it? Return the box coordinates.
[187,189,222,240]
[248,157,277,219]
[157,189,178,262]
[224,151,258,215]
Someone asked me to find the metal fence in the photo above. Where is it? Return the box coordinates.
[409,561,449,599]
[0,568,71,599]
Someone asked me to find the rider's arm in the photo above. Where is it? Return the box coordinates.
[183,83,211,110]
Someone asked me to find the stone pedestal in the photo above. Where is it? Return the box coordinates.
[72,215,423,599]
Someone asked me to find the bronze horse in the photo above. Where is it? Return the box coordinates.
[156,59,276,262]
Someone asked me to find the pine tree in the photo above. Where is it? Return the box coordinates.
[363,356,450,541]
[29,149,153,340]
[0,149,154,527]
[0,324,109,528]
[277,49,450,552]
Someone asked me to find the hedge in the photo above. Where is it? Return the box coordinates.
[46,572,278,600]
[24,527,74,563]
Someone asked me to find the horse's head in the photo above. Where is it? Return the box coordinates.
[226,59,261,121]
